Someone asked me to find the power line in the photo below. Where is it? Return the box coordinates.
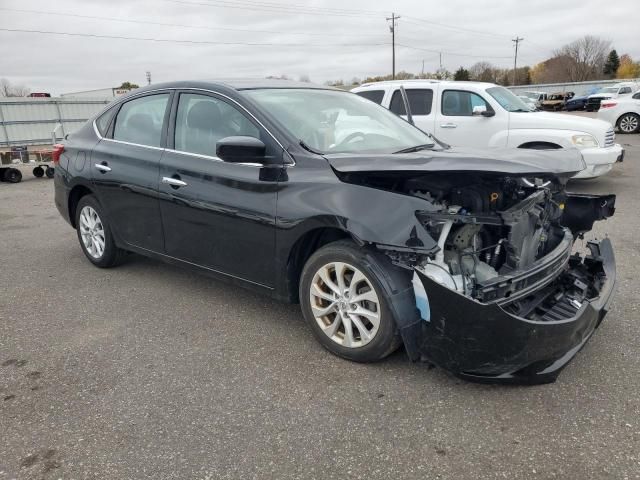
[0,27,389,48]
[402,16,511,39]
[0,7,387,38]
[396,43,513,60]
[163,0,382,18]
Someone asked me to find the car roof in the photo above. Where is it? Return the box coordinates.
[355,79,498,89]
[128,78,336,94]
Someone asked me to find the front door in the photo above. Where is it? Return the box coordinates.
[434,89,507,148]
[91,92,171,252]
[158,91,282,287]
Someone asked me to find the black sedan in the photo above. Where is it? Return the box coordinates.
[53,80,616,384]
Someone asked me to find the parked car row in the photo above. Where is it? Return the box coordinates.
[514,82,639,113]
[353,79,623,178]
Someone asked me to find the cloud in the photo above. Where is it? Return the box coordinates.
[1,0,637,94]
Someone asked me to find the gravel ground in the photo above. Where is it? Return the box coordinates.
[1,133,639,479]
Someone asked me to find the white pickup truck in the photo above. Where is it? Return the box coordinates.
[351,80,624,179]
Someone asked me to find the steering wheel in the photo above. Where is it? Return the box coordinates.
[332,132,366,151]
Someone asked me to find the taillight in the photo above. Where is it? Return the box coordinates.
[51,144,65,164]
[600,102,617,109]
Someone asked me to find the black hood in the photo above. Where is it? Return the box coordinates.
[324,146,586,178]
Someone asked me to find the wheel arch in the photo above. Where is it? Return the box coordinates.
[284,226,352,303]
[68,184,95,228]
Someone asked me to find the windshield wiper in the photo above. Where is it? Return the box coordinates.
[393,143,434,154]
[299,140,324,155]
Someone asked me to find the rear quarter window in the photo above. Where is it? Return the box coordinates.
[389,89,433,116]
[355,90,385,105]
[95,107,116,136]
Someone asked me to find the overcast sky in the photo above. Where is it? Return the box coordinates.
[1,0,638,95]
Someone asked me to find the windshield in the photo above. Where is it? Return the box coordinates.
[243,88,434,154]
[486,86,533,112]
[601,87,619,94]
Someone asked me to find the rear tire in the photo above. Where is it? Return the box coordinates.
[617,113,640,134]
[75,195,126,268]
[299,240,404,363]
[45,166,55,178]
[33,166,44,178]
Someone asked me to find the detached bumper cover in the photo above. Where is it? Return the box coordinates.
[396,238,615,385]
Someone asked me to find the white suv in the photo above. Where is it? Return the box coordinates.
[352,80,624,179]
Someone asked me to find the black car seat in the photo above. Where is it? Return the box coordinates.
[184,100,232,156]
[126,113,157,146]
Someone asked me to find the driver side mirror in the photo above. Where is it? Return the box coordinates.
[216,136,266,163]
[472,105,495,117]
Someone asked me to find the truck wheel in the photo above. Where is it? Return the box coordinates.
[33,166,44,178]
[617,113,640,134]
[5,168,22,183]
[45,167,55,178]
[0,168,6,182]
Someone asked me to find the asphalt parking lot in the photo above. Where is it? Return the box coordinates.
[1,133,639,479]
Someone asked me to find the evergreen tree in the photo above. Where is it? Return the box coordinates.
[604,50,620,76]
[453,67,470,81]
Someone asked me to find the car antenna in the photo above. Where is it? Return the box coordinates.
[399,85,414,125]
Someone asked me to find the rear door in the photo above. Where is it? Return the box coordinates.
[388,87,436,134]
[157,91,282,287]
[91,92,171,251]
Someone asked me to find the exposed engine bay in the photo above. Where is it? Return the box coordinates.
[337,170,615,320]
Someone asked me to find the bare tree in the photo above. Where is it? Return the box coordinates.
[553,35,611,82]
[469,62,499,83]
[298,74,311,83]
[0,78,31,97]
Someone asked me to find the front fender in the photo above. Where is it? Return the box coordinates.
[506,129,590,149]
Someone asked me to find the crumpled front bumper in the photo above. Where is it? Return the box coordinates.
[393,238,616,385]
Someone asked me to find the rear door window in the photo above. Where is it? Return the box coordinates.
[389,89,433,116]
[355,90,385,105]
[113,93,170,147]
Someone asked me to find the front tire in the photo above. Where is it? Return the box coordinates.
[75,195,126,268]
[617,113,640,134]
[299,240,403,363]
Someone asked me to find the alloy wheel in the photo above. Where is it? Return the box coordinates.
[309,261,381,348]
[79,206,106,259]
[619,114,639,133]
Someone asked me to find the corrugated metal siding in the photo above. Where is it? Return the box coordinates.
[0,98,111,147]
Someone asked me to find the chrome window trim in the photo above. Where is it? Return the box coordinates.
[102,137,167,152]
[93,86,295,166]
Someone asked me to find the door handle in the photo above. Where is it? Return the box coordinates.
[162,176,188,188]
[440,123,457,129]
[95,163,111,172]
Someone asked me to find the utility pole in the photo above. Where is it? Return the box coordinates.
[386,13,400,79]
[421,59,425,77]
[439,52,443,70]
[512,37,523,86]
[146,71,152,85]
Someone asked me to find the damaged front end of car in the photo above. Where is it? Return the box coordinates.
[329,149,616,384]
